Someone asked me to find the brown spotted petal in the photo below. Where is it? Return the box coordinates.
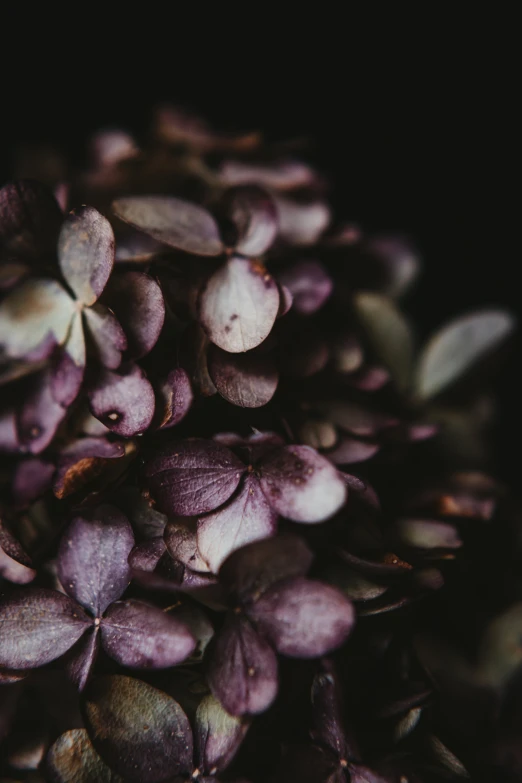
[197,474,278,573]
[56,505,134,616]
[103,271,165,359]
[249,577,355,658]
[53,437,126,499]
[88,364,155,436]
[222,185,278,257]
[144,439,245,517]
[0,588,91,669]
[208,615,278,716]
[199,256,280,353]
[84,675,193,783]
[58,206,115,306]
[208,346,278,408]
[259,445,347,523]
[112,195,224,256]
[47,728,123,783]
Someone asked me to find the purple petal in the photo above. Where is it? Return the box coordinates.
[198,475,278,573]
[0,180,62,261]
[278,284,293,316]
[415,310,515,399]
[116,487,167,539]
[64,628,100,692]
[84,675,193,782]
[50,311,85,407]
[165,520,210,573]
[366,235,419,298]
[47,728,121,783]
[154,368,194,430]
[207,616,278,716]
[17,369,68,454]
[0,588,90,669]
[250,577,355,657]
[56,505,134,615]
[58,206,115,306]
[0,522,36,584]
[222,185,278,257]
[90,128,138,167]
[311,661,352,760]
[53,437,126,499]
[259,445,347,523]
[129,538,167,573]
[88,364,155,436]
[0,408,19,452]
[208,346,278,408]
[219,534,314,604]
[144,438,245,516]
[112,196,224,256]
[199,256,280,353]
[103,271,165,358]
[12,458,54,508]
[101,599,196,668]
[274,196,331,246]
[195,693,249,773]
[326,436,380,465]
[83,304,127,369]
[0,278,74,361]
[278,261,333,314]
[346,365,390,391]
[219,159,316,191]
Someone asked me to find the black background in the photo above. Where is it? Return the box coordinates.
[1,24,518,482]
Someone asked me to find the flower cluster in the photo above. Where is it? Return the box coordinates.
[0,106,519,781]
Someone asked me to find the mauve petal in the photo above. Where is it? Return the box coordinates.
[84,675,193,783]
[274,196,331,246]
[117,487,167,540]
[195,693,249,774]
[345,365,390,392]
[12,458,54,508]
[103,271,165,358]
[50,311,86,407]
[326,437,380,465]
[56,505,134,615]
[0,408,19,452]
[88,365,155,436]
[198,475,278,573]
[367,235,420,298]
[278,261,333,315]
[129,538,167,573]
[17,370,68,454]
[219,534,314,605]
[58,206,115,306]
[0,278,74,361]
[112,196,224,256]
[316,401,398,437]
[311,662,351,760]
[0,180,62,261]
[165,520,210,573]
[222,185,278,257]
[250,577,355,658]
[101,599,196,668]
[199,256,280,353]
[208,346,278,408]
[47,728,122,783]
[219,159,316,191]
[0,522,36,584]
[64,628,100,692]
[259,445,347,523]
[0,588,90,669]
[53,437,126,499]
[154,368,194,430]
[208,616,278,716]
[83,304,127,369]
[0,521,33,569]
[415,309,515,400]
[144,438,244,517]
[90,129,138,167]
[278,284,293,316]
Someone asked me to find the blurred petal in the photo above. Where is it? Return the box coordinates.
[0,408,19,452]
[198,475,278,573]
[53,437,126,499]
[0,179,62,261]
[259,445,347,523]
[103,271,165,358]
[299,419,337,450]
[478,603,522,687]
[316,401,398,437]
[154,367,194,430]
[208,346,278,408]
[326,437,380,465]
[0,278,74,360]
[199,256,280,353]
[397,518,462,549]
[219,534,314,604]
[0,588,90,669]
[195,693,249,773]
[101,599,196,668]
[56,505,134,615]
[415,310,515,400]
[90,128,138,167]
[47,728,122,783]
[17,369,68,454]
[84,675,193,782]
[83,304,127,369]
[144,438,244,516]
[64,628,100,692]
[208,616,278,716]
[58,206,115,306]
[12,457,54,508]
[50,311,86,406]
[222,185,278,257]
[153,104,260,153]
[88,364,155,436]
[112,196,224,256]
[250,577,355,657]
[275,196,330,246]
[219,159,316,191]
[278,261,333,314]
[165,520,210,573]
[366,235,419,298]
